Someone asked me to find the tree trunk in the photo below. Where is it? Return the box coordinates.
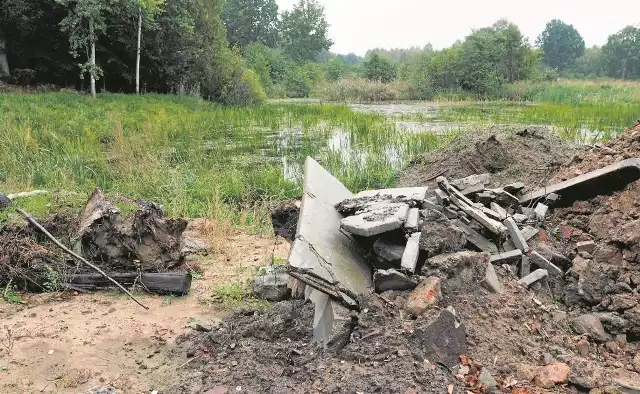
[0,35,10,78]
[90,41,96,98]
[136,8,142,94]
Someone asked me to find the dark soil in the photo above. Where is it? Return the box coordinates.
[270,200,301,243]
[398,126,579,192]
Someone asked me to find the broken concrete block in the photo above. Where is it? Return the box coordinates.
[419,209,466,256]
[405,208,420,233]
[253,269,290,301]
[480,206,503,221]
[502,239,516,251]
[521,225,540,241]
[423,198,441,210]
[401,233,421,273]
[572,314,610,342]
[518,269,548,287]
[459,182,485,196]
[340,202,410,237]
[521,255,531,277]
[530,251,563,276]
[434,189,449,205]
[308,289,334,345]
[451,173,490,190]
[355,187,427,202]
[504,217,530,253]
[513,213,529,223]
[288,157,372,307]
[503,182,525,194]
[443,207,459,219]
[476,192,495,205]
[576,240,596,254]
[483,263,502,293]
[490,202,508,220]
[452,219,498,253]
[490,249,522,263]
[372,236,405,266]
[534,203,549,221]
[459,216,471,225]
[491,188,520,207]
[405,276,442,315]
[451,196,508,235]
[409,310,467,368]
[373,269,418,293]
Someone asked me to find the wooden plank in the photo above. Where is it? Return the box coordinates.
[66,272,192,295]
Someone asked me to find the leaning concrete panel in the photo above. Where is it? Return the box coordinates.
[288,157,372,307]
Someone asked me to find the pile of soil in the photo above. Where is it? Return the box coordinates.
[398,126,579,193]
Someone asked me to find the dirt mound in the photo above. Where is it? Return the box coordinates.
[399,126,578,192]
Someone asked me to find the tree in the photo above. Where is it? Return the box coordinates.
[57,0,114,98]
[459,27,504,95]
[222,0,279,48]
[325,57,352,82]
[493,20,529,82]
[536,19,585,72]
[280,0,333,62]
[362,52,397,83]
[571,46,605,78]
[132,0,164,94]
[602,26,640,79]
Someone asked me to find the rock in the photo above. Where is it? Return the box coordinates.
[576,339,590,356]
[545,193,560,205]
[504,217,530,253]
[253,269,290,301]
[340,202,410,237]
[577,240,596,254]
[409,310,466,368]
[503,182,525,194]
[419,209,466,256]
[478,368,499,393]
[541,353,554,365]
[405,277,442,315]
[483,263,502,293]
[400,233,421,273]
[609,293,639,311]
[0,192,12,210]
[534,362,571,388]
[569,358,608,389]
[592,312,631,335]
[520,255,531,277]
[405,208,420,233]
[571,256,589,279]
[534,203,549,221]
[422,251,490,288]
[572,314,610,342]
[452,219,498,253]
[187,318,216,332]
[634,354,640,373]
[373,236,405,266]
[373,269,418,293]
[180,236,211,257]
[578,261,620,305]
[613,376,640,394]
[624,305,640,326]
[518,269,548,287]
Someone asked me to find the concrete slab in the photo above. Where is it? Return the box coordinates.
[452,219,498,253]
[308,289,334,345]
[373,269,418,292]
[355,187,428,202]
[401,233,421,273]
[518,269,548,287]
[520,255,531,277]
[434,189,449,205]
[340,202,409,236]
[490,202,508,220]
[504,217,530,253]
[490,249,523,263]
[451,173,490,193]
[288,157,372,307]
[483,263,502,293]
[521,225,540,241]
[520,159,640,206]
[405,208,420,233]
[530,251,563,276]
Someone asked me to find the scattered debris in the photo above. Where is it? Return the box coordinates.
[253,266,290,301]
[373,269,417,293]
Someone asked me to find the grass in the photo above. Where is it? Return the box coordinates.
[0,93,449,231]
[499,79,640,105]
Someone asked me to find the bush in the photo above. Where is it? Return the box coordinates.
[283,66,314,98]
[220,69,267,105]
[318,77,408,102]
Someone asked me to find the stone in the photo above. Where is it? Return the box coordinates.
[577,240,596,254]
[405,208,420,233]
[536,243,572,268]
[373,269,418,293]
[572,314,610,342]
[541,353,554,365]
[504,217,530,253]
[289,157,372,307]
[340,202,410,237]
[634,354,640,373]
[355,187,428,202]
[483,263,502,293]
[85,386,119,394]
[576,339,590,356]
[409,310,466,368]
[452,219,498,253]
[419,209,467,256]
[478,368,499,393]
[187,318,217,332]
[513,213,529,223]
[571,256,589,279]
[405,277,442,315]
[253,269,290,301]
[521,226,539,241]
[534,203,549,221]
[451,173,490,191]
[545,193,560,204]
[578,261,618,305]
[490,249,522,263]
[624,305,640,326]
[503,182,525,194]
[490,202,508,220]
[451,196,508,235]
[518,269,548,287]
[180,236,211,256]
[530,251,563,277]
[423,251,491,292]
[434,189,450,205]
[373,236,405,266]
[613,376,640,394]
[534,362,571,388]
[568,358,607,389]
[401,233,421,273]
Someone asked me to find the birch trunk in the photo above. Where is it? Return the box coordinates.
[0,36,9,78]
[136,8,142,94]
[90,40,96,98]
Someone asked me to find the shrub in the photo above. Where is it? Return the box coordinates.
[220,69,267,105]
[318,77,408,102]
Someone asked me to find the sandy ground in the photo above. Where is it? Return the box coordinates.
[0,228,291,394]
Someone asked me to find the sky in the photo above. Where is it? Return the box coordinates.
[276,0,640,55]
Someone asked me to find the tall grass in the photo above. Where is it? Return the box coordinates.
[0,93,448,228]
[498,79,640,105]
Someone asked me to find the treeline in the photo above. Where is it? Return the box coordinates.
[1,0,640,102]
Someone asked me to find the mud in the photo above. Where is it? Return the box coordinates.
[270,200,300,243]
[399,126,578,193]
